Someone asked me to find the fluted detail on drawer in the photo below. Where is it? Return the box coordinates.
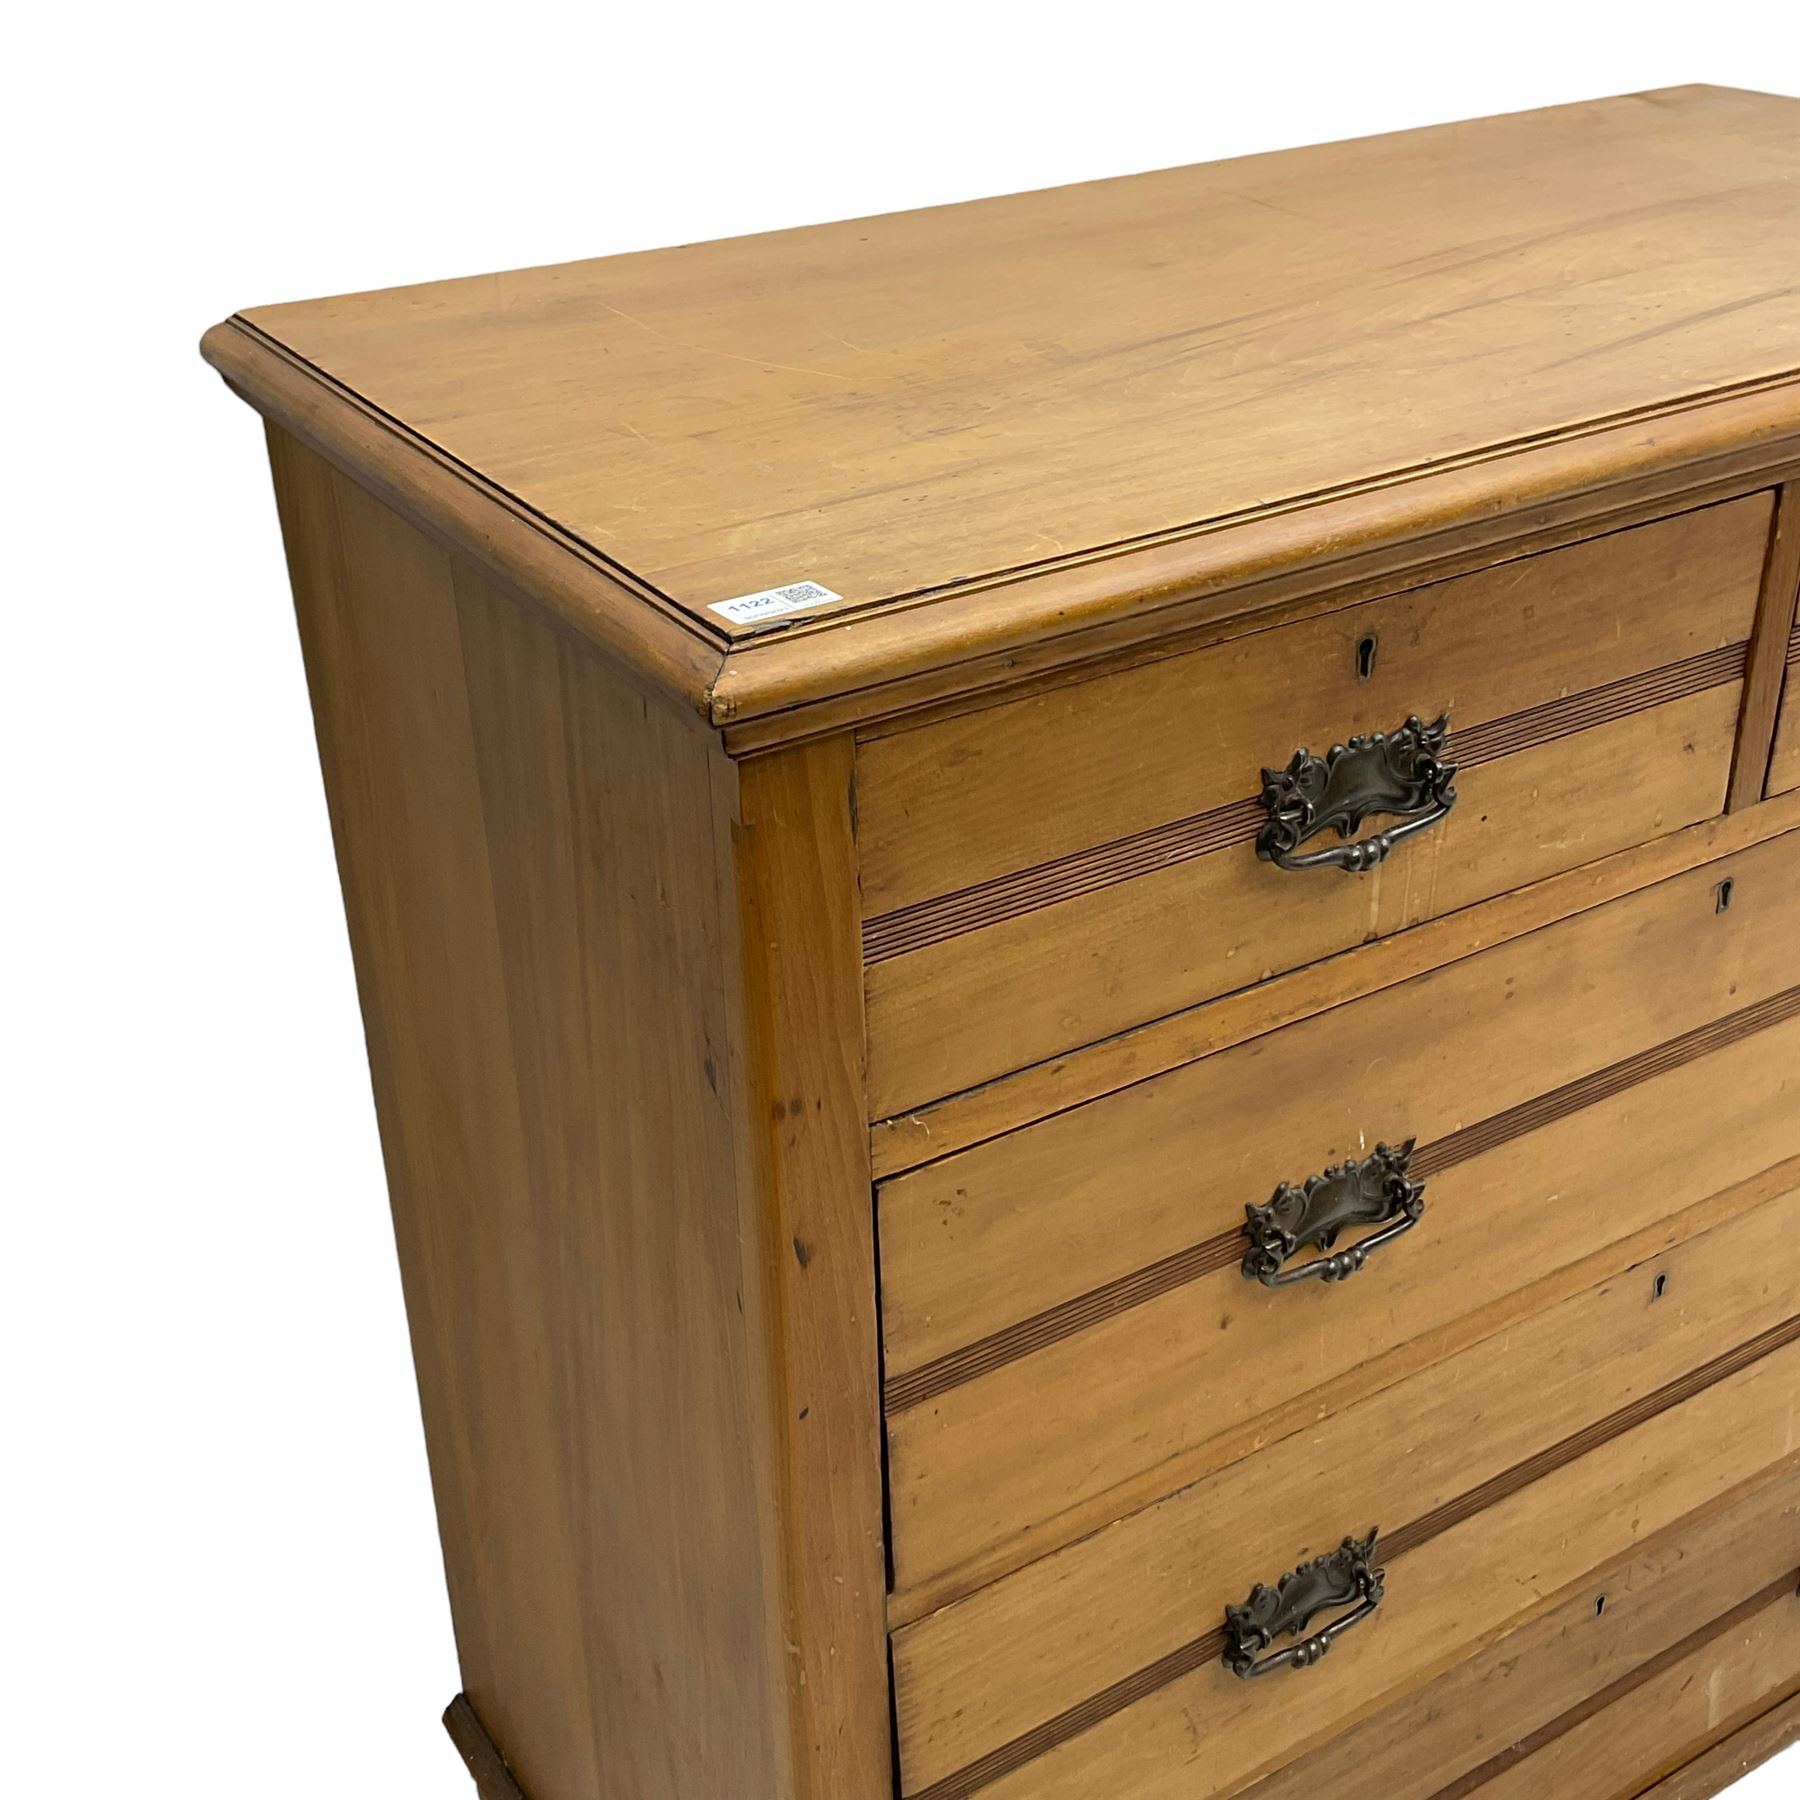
[862,643,1749,965]
[905,1312,1800,1800]
[883,980,1800,1415]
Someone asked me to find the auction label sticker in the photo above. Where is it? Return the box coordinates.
[707,581,842,626]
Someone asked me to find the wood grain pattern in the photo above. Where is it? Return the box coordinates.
[266,429,896,1800]
[204,320,725,713]
[1635,1690,1800,1800]
[847,471,1799,757]
[1424,1581,1798,1800]
[932,1318,1800,1800]
[269,428,790,1800]
[1728,484,1800,806]
[238,91,1800,627]
[894,984,1800,1399]
[858,498,1769,919]
[734,741,894,1799]
[865,685,1743,1114]
[862,640,1748,967]
[869,789,1800,1176]
[207,88,1800,1800]
[205,92,1800,740]
[880,828,1800,1385]
[885,992,1800,1419]
[908,1297,1800,1800]
[443,1696,530,1800]
[1769,625,1800,795]
[888,1021,1800,1609]
[712,429,1800,750]
[891,1165,1800,1796]
[1239,1458,1800,1800]
[1441,1591,1800,1800]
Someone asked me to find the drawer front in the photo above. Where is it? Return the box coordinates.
[890,1173,1800,1800]
[1445,1588,1800,1800]
[1772,624,1800,795]
[1242,1460,1800,1800]
[882,832,1800,1601]
[859,495,1775,1116]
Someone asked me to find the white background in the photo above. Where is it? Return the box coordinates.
[7,5,1799,1794]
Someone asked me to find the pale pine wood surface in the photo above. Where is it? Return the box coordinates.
[981,1349,1800,1800]
[1241,1460,1800,1800]
[1456,1605,1800,1800]
[891,1169,1800,1794]
[269,428,817,1799]
[1771,626,1800,793]
[868,791,1800,1176]
[880,829,1800,1381]
[208,85,1800,1800]
[202,322,726,713]
[865,686,1743,1114]
[1637,1692,1800,1800]
[734,741,894,1798]
[859,492,1774,1115]
[946,1316,1800,1799]
[1727,485,1800,805]
[240,89,1800,632]
[856,497,1769,915]
[944,1336,1800,1800]
[889,1012,1800,1613]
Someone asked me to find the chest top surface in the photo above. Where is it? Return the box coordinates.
[209,85,1800,728]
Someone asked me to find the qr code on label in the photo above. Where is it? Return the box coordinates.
[709,580,844,625]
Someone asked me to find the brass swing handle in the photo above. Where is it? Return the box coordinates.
[1256,712,1457,873]
[1241,1141,1426,1288]
[1224,1530,1385,1680]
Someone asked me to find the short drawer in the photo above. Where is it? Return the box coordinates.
[889,1175,1800,1800]
[859,495,1775,1116]
[881,829,1800,1602]
[1772,622,1800,795]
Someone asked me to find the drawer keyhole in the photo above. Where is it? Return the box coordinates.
[1355,634,1379,681]
[1716,878,1736,914]
[1594,1594,1608,1617]
[1653,1272,1669,1301]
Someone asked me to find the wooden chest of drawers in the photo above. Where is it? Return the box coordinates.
[204,85,1800,1800]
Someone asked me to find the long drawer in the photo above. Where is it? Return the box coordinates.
[1445,1600,1800,1800]
[1447,1620,1800,1800]
[890,1169,1800,1800]
[858,495,1774,1116]
[1773,622,1800,795]
[883,830,1800,1600]
[1242,1459,1800,1800]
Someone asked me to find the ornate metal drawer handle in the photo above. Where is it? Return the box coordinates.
[1242,1140,1425,1287]
[1257,712,1457,873]
[1224,1530,1385,1680]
